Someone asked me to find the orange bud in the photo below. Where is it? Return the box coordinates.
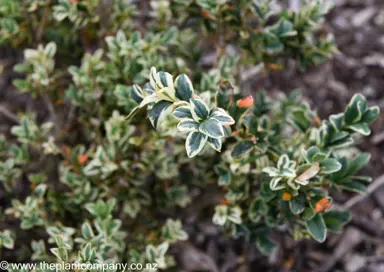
[148,233,156,241]
[282,192,292,201]
[237,95,254,108]
[220,198,229,205]
[312,116,322,128]
[55,99,63,105]
[30,182,37,190]
[315,197,332,213]
[267,63,283,70]
[77,154,88,165]
[201,10,210,19]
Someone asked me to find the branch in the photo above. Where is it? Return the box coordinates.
[342,174,384,210]
[41,93,59,132]
[0,105,20,124]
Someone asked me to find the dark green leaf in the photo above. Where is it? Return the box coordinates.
[323,210,351,233]
[347,123,371,136]
[249,198,268,223]
[320,159,342,174]
[306,213,327,242]
[175,74,194,101]
[347,153,370,176]
[289,193,306,215]
[340,180,366,193]
[231,140,254,158]
[256,236,276,256]
[361,106,380,123]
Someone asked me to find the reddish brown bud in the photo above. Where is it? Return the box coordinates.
[237,95,254,108]
[282,192,292,201]
[315,197,332,213]
[77,154,88,165]
[220,198,229,205]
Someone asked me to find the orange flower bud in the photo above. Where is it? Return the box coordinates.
[315,197,332,213]
[237,95,254,108]
[282,192,292,201]
[268,63,283,71]
[55,99,63,105]
[201,10,210,19]
[77,154,88,165]
[220,198,229,205]
[148,233,156,241]
[312,116,322,128]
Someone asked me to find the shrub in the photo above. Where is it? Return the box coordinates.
[0,0,380,270]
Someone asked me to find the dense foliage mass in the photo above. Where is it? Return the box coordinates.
[0,0,380,270]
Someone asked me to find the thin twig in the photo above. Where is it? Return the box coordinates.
[36,6,49,42]
[41,93,59,131]
[0,105,20,124]
[342,174,384,210]
[65,104,76,128]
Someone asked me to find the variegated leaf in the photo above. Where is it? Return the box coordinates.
[277,154,290,169]
[177,119,199,132]
[263,167,279,177]
[207,137,222,152]
[319,159,342,174]
[270,176,284,191]
[190,97,209,121]
[347,123,371,136]
[158,71,174,89]
[175,74,194,101]
[199,117,224,139]
[149,101,173,128]
[185,131,208,158]
[329,113,344,130]
[344,94,366,124]
[173,106,193,119]
[139,93,158,108]
[211,108,235,125]
[157,87,176,102]
[131,84,144,104]
[149,67,162,90]
[361,106,380,123]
